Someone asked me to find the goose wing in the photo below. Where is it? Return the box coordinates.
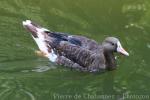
[45,31,82,46]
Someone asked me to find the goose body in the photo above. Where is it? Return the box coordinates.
[22,20,129,72]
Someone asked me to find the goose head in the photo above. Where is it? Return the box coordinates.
[102,37,129,56]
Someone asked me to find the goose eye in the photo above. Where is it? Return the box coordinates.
[111,43,115,46]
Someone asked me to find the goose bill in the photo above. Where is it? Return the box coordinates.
[117,41,129,56]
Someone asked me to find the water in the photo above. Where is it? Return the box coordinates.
[0,0,150,100]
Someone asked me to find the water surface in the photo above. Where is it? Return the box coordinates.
[0,0,150,100]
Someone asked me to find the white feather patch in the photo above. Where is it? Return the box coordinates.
[32,28,58,62]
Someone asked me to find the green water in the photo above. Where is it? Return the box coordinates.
[0,0,150,100]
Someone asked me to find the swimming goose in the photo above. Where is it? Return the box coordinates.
[22,20,129,72]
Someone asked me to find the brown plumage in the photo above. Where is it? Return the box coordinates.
[23,20,129,73]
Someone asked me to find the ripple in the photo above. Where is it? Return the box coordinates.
[0,89,10,97]
[122,4,146,13]
[147,43,150,49]
[125,23,144,30]
[20,89,36,100]
[31,66,51,72]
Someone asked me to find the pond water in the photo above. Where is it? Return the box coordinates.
[0,0,150,100]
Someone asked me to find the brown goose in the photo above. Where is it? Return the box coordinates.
[22,20,129,72]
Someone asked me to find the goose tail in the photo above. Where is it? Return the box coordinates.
[22,20,58,62]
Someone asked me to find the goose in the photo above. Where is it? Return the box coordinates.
[22,20,129,72]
